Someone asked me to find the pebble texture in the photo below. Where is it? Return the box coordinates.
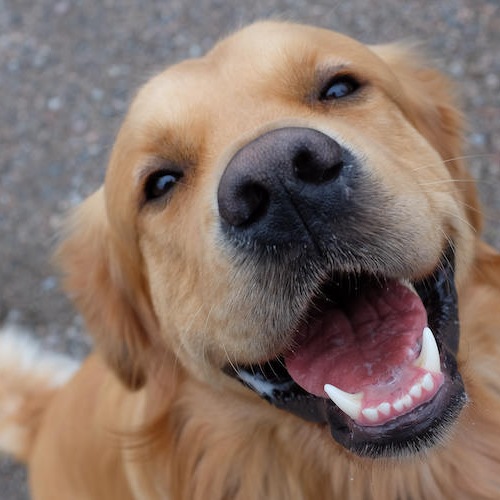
[0,0,498,497]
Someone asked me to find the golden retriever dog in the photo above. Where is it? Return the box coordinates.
[1,21,500,499]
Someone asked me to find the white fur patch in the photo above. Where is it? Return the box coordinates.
[0,323,80,457]
[0,324,79,387]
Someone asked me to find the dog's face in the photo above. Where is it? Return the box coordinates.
[57,22,480,457]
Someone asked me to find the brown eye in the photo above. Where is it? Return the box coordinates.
[144,170,182,202]
[320,75,360,101]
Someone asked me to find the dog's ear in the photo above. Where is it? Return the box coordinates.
[55,188,156,390]
[372,44,482,233]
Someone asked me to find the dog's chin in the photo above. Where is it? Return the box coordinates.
[225,245,467,458]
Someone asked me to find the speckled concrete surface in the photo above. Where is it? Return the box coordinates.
[0,0,498,497]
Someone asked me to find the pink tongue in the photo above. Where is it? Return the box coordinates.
[285,280,427,397]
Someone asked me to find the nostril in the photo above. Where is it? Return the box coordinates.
[220,181,270,227]
[293,147,344,184]
[238,182,270,227]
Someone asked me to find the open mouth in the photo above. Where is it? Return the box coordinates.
[226,246,466,457]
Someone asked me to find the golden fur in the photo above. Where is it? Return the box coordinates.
[2,21,500,499]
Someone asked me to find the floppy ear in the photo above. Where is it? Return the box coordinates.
[55,188,156,390]
[372,44,482,233]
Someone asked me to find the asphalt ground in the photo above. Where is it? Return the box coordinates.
[0,0,499,498]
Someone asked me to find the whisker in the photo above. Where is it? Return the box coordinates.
[221,343,238,374]
[439,209,478,234]
[199,303,218,368]
[410,153,494,173]
[418,179,479,186]
[172,304,205,376]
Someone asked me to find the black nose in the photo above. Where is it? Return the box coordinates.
[218,127,356,248]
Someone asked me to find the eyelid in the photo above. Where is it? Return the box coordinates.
[136,157,184,185]
[313,64,365,100]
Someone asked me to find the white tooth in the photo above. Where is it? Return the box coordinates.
[393,399,405,412]
[414,326,441,373]
[422,373,435,392]
[362,408,379,423]
[324,384,363,420]
[402,394,413,409]
[409,383,423,399]
[377,402,391,416]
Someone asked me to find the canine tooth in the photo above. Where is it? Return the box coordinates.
[324,384,362,420]
[414,327,441,373]
[362,408,379,422]
[377,402,391,416]
[409,383,423,399]
[422,373,435,392]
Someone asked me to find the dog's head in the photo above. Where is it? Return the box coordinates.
[56,22,480,458]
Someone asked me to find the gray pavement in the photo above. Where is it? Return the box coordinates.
[1,0,499,498]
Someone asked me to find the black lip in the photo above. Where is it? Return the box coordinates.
[225,246,466,458]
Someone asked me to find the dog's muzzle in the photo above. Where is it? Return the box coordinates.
[216,127,466,458]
